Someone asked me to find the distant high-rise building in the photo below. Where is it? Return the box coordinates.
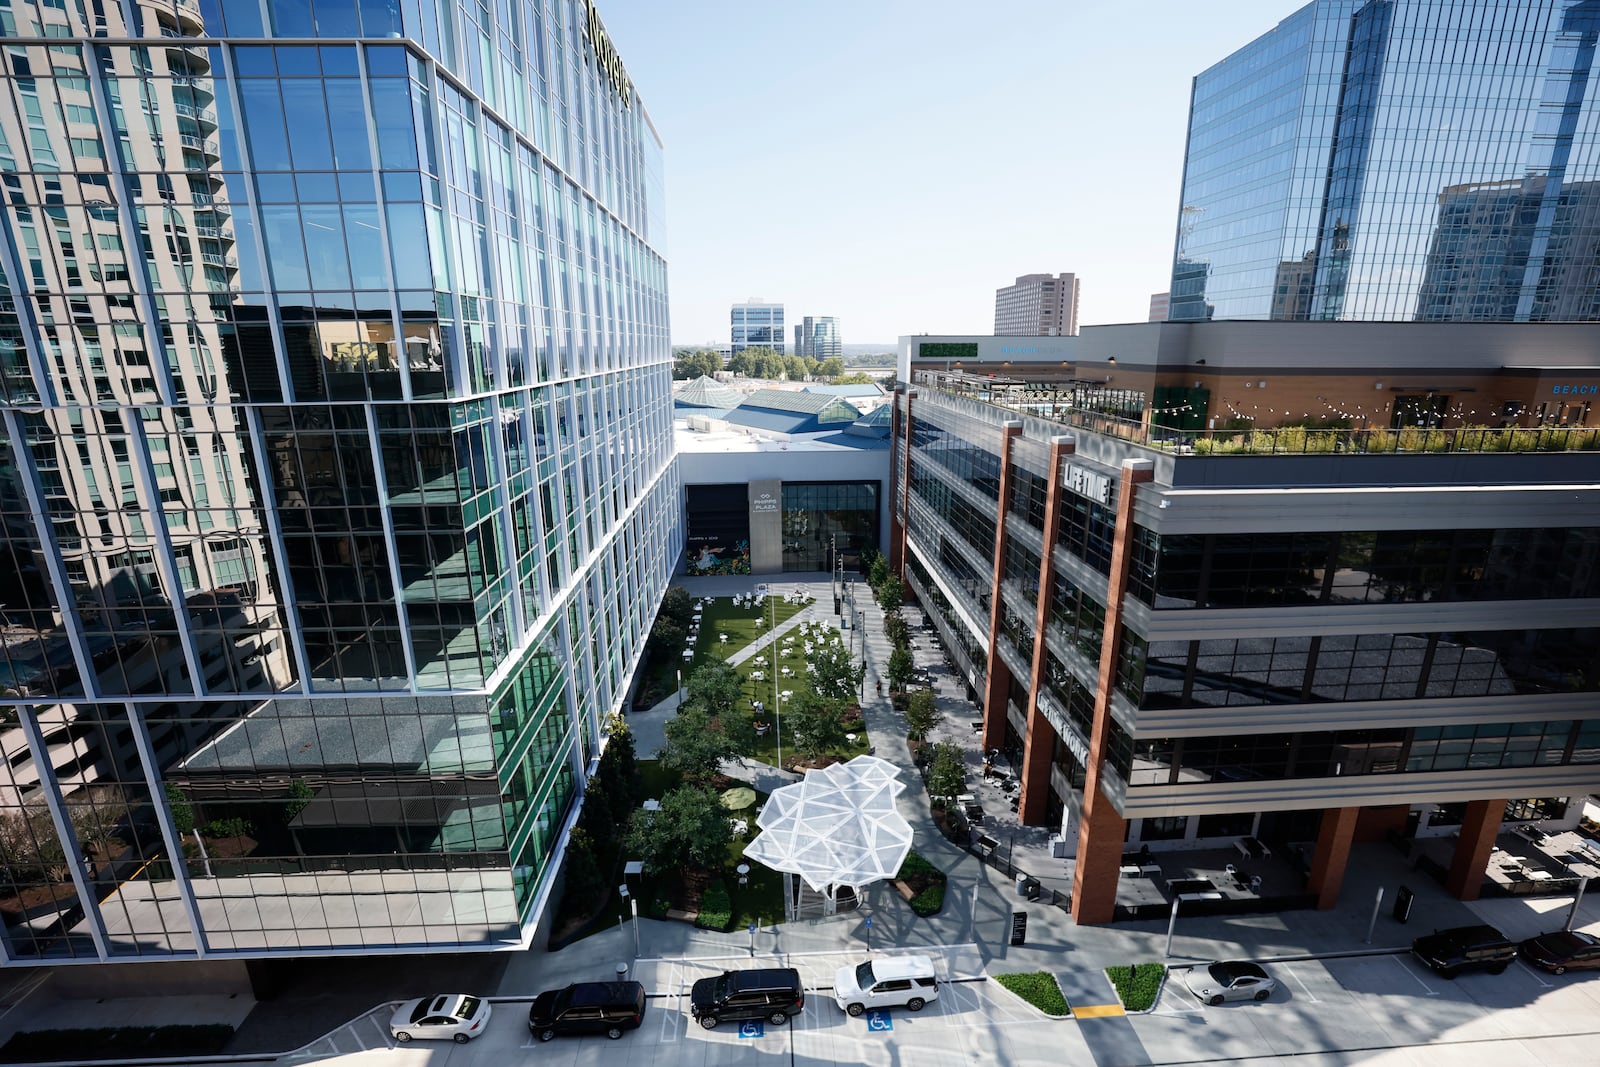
[0,0,678,965]
[1148,293,1170,322]
[994,274,1080,336]
[732,299,785,355]
[1170,0,1600,323]
[795,316,842,361]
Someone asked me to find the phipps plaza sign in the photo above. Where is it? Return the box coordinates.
[580,0,633,108]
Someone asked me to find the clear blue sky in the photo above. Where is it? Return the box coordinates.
[601,0,1301,346]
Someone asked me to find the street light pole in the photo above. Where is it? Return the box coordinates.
[771,591,782,771]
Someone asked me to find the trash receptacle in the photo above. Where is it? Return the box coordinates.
[1392,884,1415,924]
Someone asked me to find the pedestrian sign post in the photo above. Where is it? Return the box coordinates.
[865,914,872,950]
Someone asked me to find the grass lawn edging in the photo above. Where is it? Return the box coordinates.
[892,851,946,916]
[1104,963,1167,1013]
[991,972,1071,1017]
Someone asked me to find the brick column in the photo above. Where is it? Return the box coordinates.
[1018,435,1075,825]
[889,388,913,574]
[1307,806,1360,909]
[980,422,1023,756]
[1070,458,1153,925]
[1446,798,1503,901]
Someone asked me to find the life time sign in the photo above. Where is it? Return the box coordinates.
[579,0,633,108]
[1064,464,1112,506]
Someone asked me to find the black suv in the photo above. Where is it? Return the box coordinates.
[689,967,804,1029]
[1411,924,1517,978]
[527,981,646,1041]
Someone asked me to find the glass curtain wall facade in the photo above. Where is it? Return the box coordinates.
[779,481,877,572]
[892,363,1600,917]
[1171,0,1600,323]
[795,316,840,361]
[0,0,678,962]
[730,300,783,355]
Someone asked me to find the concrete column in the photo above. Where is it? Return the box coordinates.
[1070,458,1153,925]
[1019,435,1075,825]
[1308,806,1360,909]
[980,423,1023,755]
[1446,799,1504,901]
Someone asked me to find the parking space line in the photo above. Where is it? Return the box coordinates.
[1390,955,1440,996]
[1283,963,1322,1003]
[1518,960,1554,989]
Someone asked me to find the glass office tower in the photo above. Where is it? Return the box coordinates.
[730,299,784,355]
[1170,0,1600,323]
[0,0,678,961]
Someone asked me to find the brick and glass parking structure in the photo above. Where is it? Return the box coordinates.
[891,323,1600,923]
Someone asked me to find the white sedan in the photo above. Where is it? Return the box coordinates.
[390,993,492,1043]
[1184,961,1276,1005]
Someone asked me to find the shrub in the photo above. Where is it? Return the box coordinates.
[1104,964,1166,1011]
[993,973,1069,1016]
[203,817,252,839]
[697,879,732,931]
[895,851,947,916]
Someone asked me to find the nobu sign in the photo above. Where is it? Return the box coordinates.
[580,0,633,108]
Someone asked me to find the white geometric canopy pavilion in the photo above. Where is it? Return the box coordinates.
[743,756,914,916]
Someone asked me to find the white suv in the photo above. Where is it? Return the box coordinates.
[833,955,940,1016]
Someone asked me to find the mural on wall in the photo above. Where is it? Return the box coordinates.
[686,537,751,575]
[685,484,753,575]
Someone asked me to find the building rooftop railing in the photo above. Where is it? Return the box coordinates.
[915,373,1600,457]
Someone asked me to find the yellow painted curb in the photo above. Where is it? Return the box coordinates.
[1071,1003,1126,1018]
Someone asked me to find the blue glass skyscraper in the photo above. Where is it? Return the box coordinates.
[0,0,678,962]
[1171,0,1600,323]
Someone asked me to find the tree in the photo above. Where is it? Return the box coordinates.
[659,586,696,629]
[785,689,851,763]
[661,706,741,783]
[673,349,723,380]
[595,713,637,809]
[561,826,607,906]
[905,688,940,741]
[686,662,744,722]
[624,785,732,873]
[876,575,904,613]
[887,644,915,692]
[926,742,966,801]
[727,346,786,380]
[882,610,909,648]
[165,783,195,836]
[818,358,848,379]
[830,369,875,385]
[809,638,865,702]
[868,554,890,590]
[783,355,820,382]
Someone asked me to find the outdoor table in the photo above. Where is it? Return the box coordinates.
[681,650,693,660]
[751,671,764,681]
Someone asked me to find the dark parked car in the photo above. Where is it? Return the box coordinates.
[1519,930,1600,975]
[527,981,646,1041]
[1411,924,1517,978]
[689,967,804,1029]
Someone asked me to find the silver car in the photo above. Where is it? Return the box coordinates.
[1184,961,1276,1005]
[390,993,492,1043]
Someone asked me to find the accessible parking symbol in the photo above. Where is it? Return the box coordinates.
[737,1021,765,1039]
[866,1010,894,1032]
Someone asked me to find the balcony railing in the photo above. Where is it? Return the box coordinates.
[917,373,1600,457]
